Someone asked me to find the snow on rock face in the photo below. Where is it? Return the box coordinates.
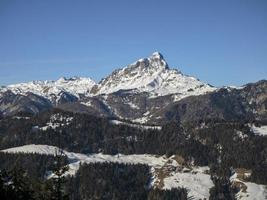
[0,52,215,106]
[1,77,96,103]
[92,52,215,99]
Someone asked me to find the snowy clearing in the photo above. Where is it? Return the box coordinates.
[3,145,266,199]
[33,114,73,131]
[230,172,267,200]
[249,124,267,136]
[1,144,214,200]
[110,120,161,130]
[163,168,212,200]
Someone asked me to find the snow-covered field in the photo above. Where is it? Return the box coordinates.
[110,120,162,130]
[230,172,267,200]
[249,124,267,136]
[163,168,212,200]
[1,144,214,200]
[3,144,267,200]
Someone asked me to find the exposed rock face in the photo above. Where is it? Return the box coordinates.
[0,91,52,115]
[154,80,267,124]
[239,80,267,119]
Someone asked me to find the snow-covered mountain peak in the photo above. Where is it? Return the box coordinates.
[126,52,168,73]
[56,77,68,83]
[1,77,96,104]
[148,51,169,70]
[55,76,95,85]
[0,52,216,106]
[92,52,215,98]
[150,51,164,60]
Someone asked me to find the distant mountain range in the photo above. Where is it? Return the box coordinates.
[0,52,266,125]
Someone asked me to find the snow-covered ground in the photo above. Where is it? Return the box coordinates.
[249,124,267,136]
[163,167,213,200]
[1,144,214,200]
[1,144,61,155]
[4,144,267,199]
[33,114,73,131]
[1,144,167,172]
[110,120,161,130]
[3,144,267,199]
[230,172,267,200]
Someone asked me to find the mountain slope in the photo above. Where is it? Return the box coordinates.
[154,80,267,124]
[0,90,52,115]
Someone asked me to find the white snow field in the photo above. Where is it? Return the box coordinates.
[3,144,267,199]
[110,120,162,130]
[230,172,267,200]
[163,167,213,200]
[250,124,267,136]
[2,144,214,200]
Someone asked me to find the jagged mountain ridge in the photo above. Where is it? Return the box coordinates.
[0,52,217,120]
[0,52,215,102]
[1,77,96,104]
[92,52,215,99]
[1,52,266,125]
[73,80,266,125]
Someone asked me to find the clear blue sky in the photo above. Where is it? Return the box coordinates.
[0,0,266,86]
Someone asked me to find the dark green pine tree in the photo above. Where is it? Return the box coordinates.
[0,168,34,200]
[50,129,69,200]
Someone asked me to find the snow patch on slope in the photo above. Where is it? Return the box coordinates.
[127,102,140,109]
[249,124,267,136]
[230,172,267,200]
[1,144,60,155]
[33,113,73,131]
[110,120,161,130]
